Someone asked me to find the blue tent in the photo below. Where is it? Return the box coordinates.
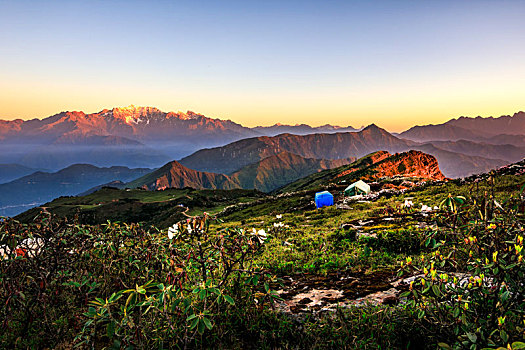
[315,191,334,208]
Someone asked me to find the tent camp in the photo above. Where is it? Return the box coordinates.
[315,191,334,208]
[344,180,371,196]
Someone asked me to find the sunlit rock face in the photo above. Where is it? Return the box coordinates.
[370,150,446,181]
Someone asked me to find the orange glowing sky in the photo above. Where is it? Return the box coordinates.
[1,1,524,132]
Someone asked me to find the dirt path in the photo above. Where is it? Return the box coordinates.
[181,206,192,218]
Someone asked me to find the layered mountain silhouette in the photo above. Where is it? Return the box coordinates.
[400,111,525,143]
[2,106,523,174]
[0,106,254,143]
[179,125,408,174]
[252,123,360,136]
[0,106,258,169]
[0,106,364,169]
[179,124,507,178]
[0,164,40,184]
[0,164,152,217]
[2,105,524,185]
[427,140,525,163]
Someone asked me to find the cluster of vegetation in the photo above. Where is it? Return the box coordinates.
[1,172,524,348]
[401,184,525,349]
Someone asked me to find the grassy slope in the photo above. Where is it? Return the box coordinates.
[16,187,264,228]
[216,172,525,274]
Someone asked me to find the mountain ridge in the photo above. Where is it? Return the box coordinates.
[278,150,445,193]
[2,106,524,174]
[179,124,506,178]
[0,105,365,168]
[179,124,408,174]
[400,111,525,142]
[126,151,357,193]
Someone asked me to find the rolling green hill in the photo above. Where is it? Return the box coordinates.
[15,187,263,228]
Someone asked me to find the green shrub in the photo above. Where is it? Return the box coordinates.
[361,228,424,254]
[400,186,525,349]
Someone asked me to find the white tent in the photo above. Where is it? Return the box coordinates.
[344,180,371,196]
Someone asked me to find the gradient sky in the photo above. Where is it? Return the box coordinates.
[1,0,524,132]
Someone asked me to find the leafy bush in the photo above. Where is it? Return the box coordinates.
[400,186,525,349]
[0,214,280,348]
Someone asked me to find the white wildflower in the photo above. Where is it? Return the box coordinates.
[276,214,282,219]
[168,224,179,240]
[0,245,10,260]
[273,222,284,228]
[251,228,267,243]
[20,238,44,257]
[187,224,193,234]
[421,204,432,212]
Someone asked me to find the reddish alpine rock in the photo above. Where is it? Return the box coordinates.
[370,150,445,180]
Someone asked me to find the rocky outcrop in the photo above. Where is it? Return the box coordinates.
[370,150,445,180]
[278,150,446,193]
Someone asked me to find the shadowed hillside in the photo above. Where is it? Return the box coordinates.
[127,161,240,191]
[127,152,356,193]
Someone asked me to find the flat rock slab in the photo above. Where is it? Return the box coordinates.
[275,271,403,314]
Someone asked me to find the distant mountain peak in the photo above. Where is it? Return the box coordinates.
[109,105,164,124]
[361,124,392,136]
[362,123,380,131]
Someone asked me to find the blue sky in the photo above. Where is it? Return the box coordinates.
[1,0,524,131]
